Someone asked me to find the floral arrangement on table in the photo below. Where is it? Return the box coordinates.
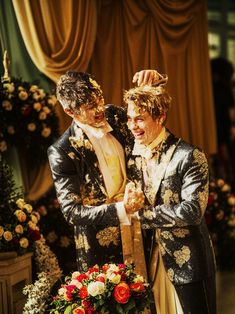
[205,178,235,269]
[48,262,151,314]
[0,156,41,255]
[33,188,77,274]
[0,75,59,166]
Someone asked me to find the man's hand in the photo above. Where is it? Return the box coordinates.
[124,182,145,214]
[132,69,162,86]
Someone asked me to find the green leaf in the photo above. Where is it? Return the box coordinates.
[64,305,72,314]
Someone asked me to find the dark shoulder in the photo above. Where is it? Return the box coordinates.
[48,126,72,155]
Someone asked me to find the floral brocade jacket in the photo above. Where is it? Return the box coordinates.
[48,105,133,271]
[127,130,216,285]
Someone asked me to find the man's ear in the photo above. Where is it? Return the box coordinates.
[64,107,74,118]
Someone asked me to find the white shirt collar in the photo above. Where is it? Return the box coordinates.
[74,119,113,139]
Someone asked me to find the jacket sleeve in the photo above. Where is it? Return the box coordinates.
[47,145,120,226]
[139,148,209,228]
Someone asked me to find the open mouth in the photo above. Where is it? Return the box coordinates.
[95,112,105,121]
[133,131,144,139]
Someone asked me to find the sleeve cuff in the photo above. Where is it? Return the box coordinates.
[116,202,131,225]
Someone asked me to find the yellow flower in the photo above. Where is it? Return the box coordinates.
[0,226,4,237]
[217,179,225,187]
[2,100,12,111]
[228,196,235,206]
[18,90,28,100]
[30,214,38,224]
[33,102,42,111]
[15,224,24,234]
[42,106,51,114]
[24,203,33,213]
[60,236,70,248]
[28,221,37,230]
[0,141,7,152]
[16,198,26,209]
[47,95,58,106]
[3,82,15,93]
[19,237,29,248]
[3,231,13,241]
[39,111,47,120]
[30,85,39,93]
[109,273,121,284]
[27,123,36,131]
[221,184,231,192]
[15,210,27,222]
[41,127,51,137]
[7,125,15,134]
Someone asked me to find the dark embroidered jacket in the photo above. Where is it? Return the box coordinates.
[127,130,216,285]
[48,105,133,271]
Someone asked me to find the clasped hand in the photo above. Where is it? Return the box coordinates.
[124,182,145,214]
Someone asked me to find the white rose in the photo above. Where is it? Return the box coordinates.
[3,83,15,93]
[134,275,144,283]
[72,271,81,279]
[70,279,82,289]
[87,281,105,296]
[16,198,26,209]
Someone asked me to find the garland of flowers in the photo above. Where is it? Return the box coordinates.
[0,76,59,166]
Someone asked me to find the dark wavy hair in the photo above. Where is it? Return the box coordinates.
[56,71,103,112]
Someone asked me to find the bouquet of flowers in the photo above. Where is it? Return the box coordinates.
[0,156,41,255]
[48,263,151,314]
[205,178,235,269]
[0,76,59,166]
[33,188,76,274]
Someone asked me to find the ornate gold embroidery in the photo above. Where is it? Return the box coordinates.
[198,185,209,211]
[172,229,190,238]
[163,189,179,205]
[159,243,166,256]
[96,227,120,247]
[193,149,208,179]
[167,268,174,281]
[68,193,81,203]
[173,245,191,267]
[74,234,90,252]
[143,209,154,219]
[68,152,76,159]
[161,231,174,240]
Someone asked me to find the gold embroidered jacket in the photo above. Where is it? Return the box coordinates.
[48,105,133,271]
[127,130,216,285]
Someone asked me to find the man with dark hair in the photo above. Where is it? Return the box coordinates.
[123,82,216,313]
[48,70,158,271]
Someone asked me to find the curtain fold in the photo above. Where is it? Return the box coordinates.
[89,0,217,155]
[3,0,216,201]
[12,0,98,83]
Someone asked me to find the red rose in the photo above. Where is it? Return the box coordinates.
[96,275,105,283]
[88,266,99,274]
[130,282,145,293]
[118,263,126,269]
[114,282,131,304]
[76,273,89,282]
[79,286,88,299]
[121,273,127,281]
[207,194,215,206]
[65,284,76,301]
[102,264,109,272]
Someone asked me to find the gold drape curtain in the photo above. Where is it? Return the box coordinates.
[12,0,216,200]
